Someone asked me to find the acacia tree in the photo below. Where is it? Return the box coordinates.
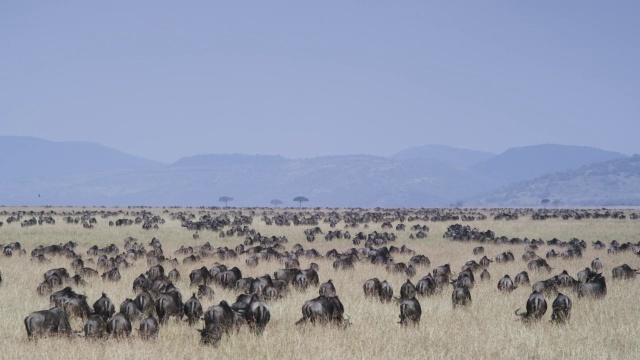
[270,199,283,207]
[219,196,233,207]
[541,198,550,208]
[293,196,309,208]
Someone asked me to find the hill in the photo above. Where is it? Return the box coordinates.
[471,155,640,206]
[0,136,164,179]
[473,144,627,184]
[391,144,496,168]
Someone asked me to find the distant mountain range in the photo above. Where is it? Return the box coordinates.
[0,136,635,207]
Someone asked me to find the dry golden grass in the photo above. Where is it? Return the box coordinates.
[0,207,639,360]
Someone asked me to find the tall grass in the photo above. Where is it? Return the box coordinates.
[0,208,639,359]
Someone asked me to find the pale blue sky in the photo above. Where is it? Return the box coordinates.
[1,1,638,163]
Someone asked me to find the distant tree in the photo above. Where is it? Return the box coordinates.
[293,196,309,208]
[270,199,283,207]
[552,199,562,207]
[541,198,550,207]
[219,196,233,207]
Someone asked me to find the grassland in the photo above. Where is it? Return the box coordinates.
[0,207,639,360]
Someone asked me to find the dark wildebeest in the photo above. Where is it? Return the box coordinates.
[473,246,484,255]
[577,273,607,299]
[246,294,271,334]
[380,280,394,303]
[102,268,121,282]
[295,295,346,327]
[333,257,354,270]
[155,290,184,324]
[319,280,337,297]
[498,275,517,292]
[24,307,72,340]
[495,251,514,263]
[294,273,309,291]
[83,314,106,338]
[93,293,115,322]
[147,264,164,281]
[400,279,417,300]
[555,270,578,288]
[107,313,132,338]
[62,295,92,320]
[516,291,547,323]
[190,267,211,287]
[363,278,381,298]
[203,300,236,334]
[184,294,203,326]
[168,269,181,283]
[479,256,493,268]
[197,285,215,301]
[527,259,552,273]
[480,269,491,281]
[134,291,155,317]
[591,258,604,273]
[120,299,143,322]
[452,285,472,308]
[514,271,530,285]
[139,315,159,339]
[612,264,639,280]
[399,298,421,326]
[133,274,150,292]
[416,275,437,296]
[199,323,223,346]
[550,293,572,324]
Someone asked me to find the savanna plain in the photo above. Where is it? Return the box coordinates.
[0,207,639,360]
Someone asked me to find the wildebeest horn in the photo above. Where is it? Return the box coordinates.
[515,309,522,316]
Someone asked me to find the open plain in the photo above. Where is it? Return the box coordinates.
[0,207,639,360]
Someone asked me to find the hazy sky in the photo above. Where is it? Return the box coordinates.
[2,1,639,163]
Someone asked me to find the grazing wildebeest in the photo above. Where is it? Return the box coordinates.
[168,269,181,283]
[400,279,417,300]
[399,298,421,326]
[612,264,639,280]
[155,290,184,324]
[107,313,132,338]
[134,291,155,316]
[295,295,346,327]
[83,314,106,338]
[555,270,578,288]
[577,267,597,283]
[24,307,72,340]
[495,251,514,263]
[203,300,236,334]
[199,323,223,346]
[184,294,203,326]
[197,285,215,300]
[591,258,603,273]
[138,315,159,340]
[550,293,572,324]
[190,267,212,287]
[480,269,491,281]
[363,278,382,298]
[527,259,551,273]
[246,294,271,334]
[380,280,394,303]
[147,264,164,281]
[498,275,517,292]
[133,274,150,292]
[452,285,472,308]
[319,280,337,297]
[514,271,530,285]
[93,293,116,322]
[577,272,607,299]
[532,280,558,297]
[473,246,484,255]
[516,291,547,323]
[120,299,143,322]
[416,274,437,296]
[333,257,354,270]
[102,268,121,282]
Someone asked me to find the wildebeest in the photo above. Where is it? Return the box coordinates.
[514,271,530,285]
[577,272,607,298]
[134,291,155,317]
[190,266,212,287]
[495,251,514,263]
[155,289,184,324]
[93,293,115,322]
[83,314,106,338]
[532,279,558,297]
[199,323,223,346]
[120,299,143,322]
[400,279,417,300]
[515,291,547,323]
[245,294,271,334]
[451,285,472,308]
[550,293,572,324]
[498,275,517,292]
[319,279,337,297]
[527,259,552,273]
[24,307,72,340]
[133,274,150,292]
[480,269,491,281]
[203,300,236,334]
[107,313,132,338]
[102,268,121,282]
[197,285,215,300]
[473,246,484,255]
[416,274,437,296]
[295,295,347,327]
[591,258,603,272]
[168,268,181,283]
[138,315,159,339]
[399,298,421,326]
[363,278,381,298]
[380,280,394,302]
[611,264,639,280]
[184,294,203,326]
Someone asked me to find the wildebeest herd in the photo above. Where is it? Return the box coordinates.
[1,207,639,358]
